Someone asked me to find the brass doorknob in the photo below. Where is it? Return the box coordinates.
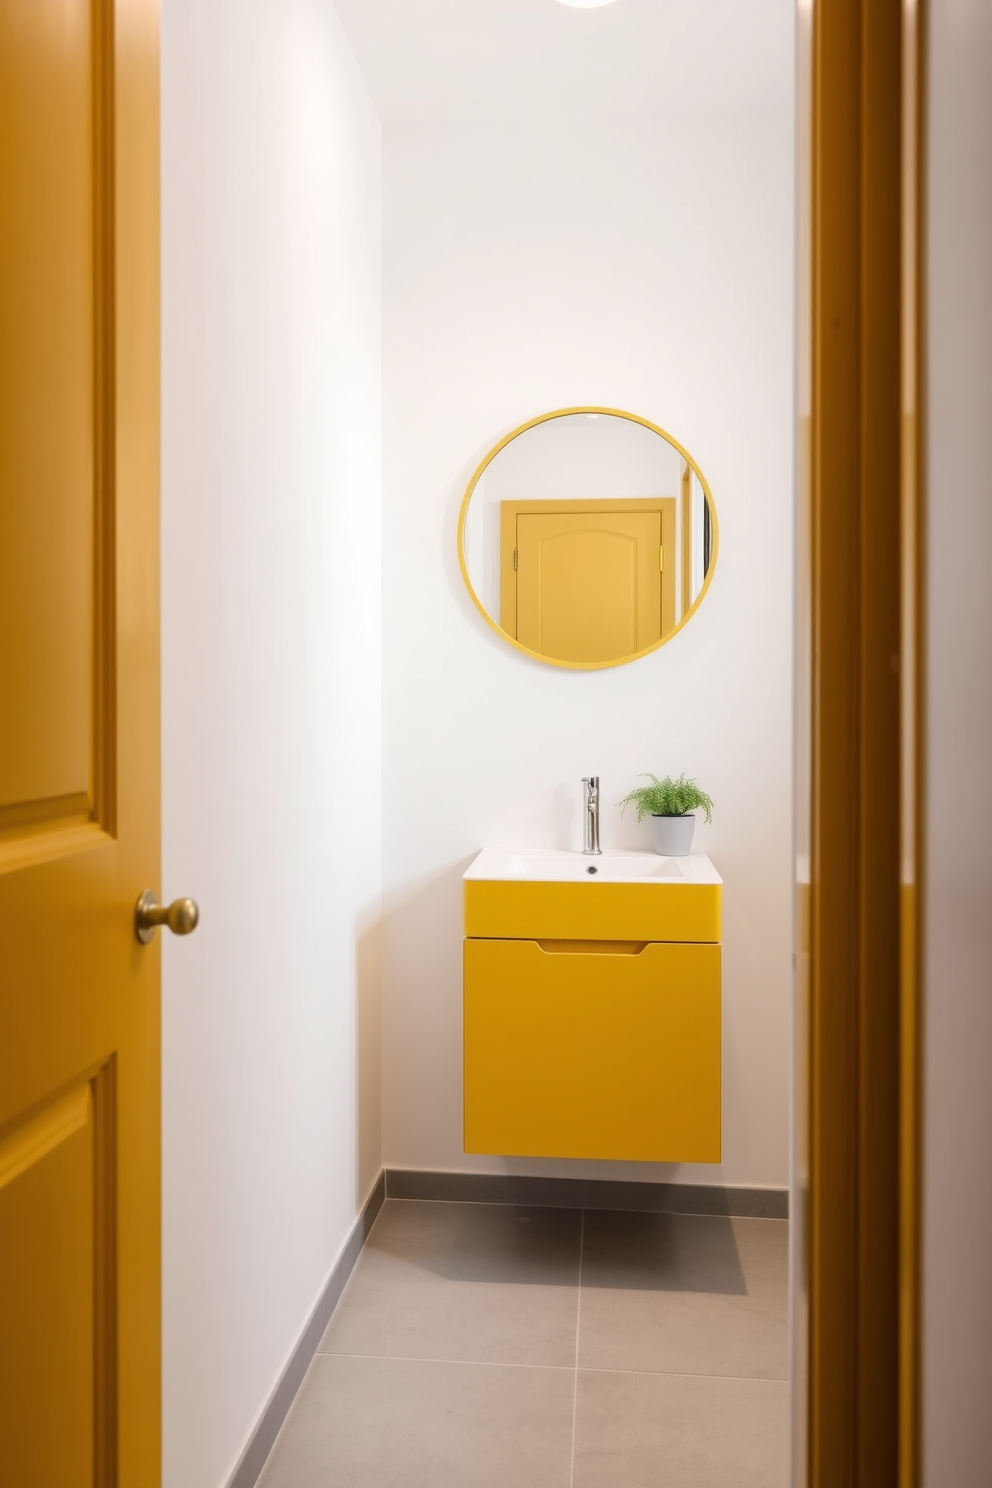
[135,890,200,945]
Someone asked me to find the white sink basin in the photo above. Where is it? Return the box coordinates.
[464,848,722,886]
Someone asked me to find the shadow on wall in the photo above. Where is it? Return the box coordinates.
[356,910,383,1210]
[379,855,491,1170]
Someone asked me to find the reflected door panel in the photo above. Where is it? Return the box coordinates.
[501,500,674,664]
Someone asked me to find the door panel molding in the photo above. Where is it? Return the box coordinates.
[92,0,118,843]
[0,1083,92,1191]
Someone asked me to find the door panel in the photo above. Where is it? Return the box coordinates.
[0,0,105,827]
[0,1084,97,1488]
[0,0,161,1482]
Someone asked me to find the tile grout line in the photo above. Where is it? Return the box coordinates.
[569,1209,585,1488]
[312,1349,787,1386]
[314,1350,576,1372]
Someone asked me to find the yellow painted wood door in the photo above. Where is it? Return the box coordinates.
[0,2,161,1484]
[500,499,675,663]
[464,939,721,1162]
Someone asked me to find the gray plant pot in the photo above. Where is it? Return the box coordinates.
[649,813,695,857]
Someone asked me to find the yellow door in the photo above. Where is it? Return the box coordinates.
[0,3,161,1484]
[501,498,676,663]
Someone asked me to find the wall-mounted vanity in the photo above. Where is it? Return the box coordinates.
[462,848,723,1163]
[458,410,723,1163]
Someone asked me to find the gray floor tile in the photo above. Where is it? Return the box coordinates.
[573,1369,789,1488]
[319,1199,582,1367]
[258,1354,574,1488]
[578,1212,788,1379]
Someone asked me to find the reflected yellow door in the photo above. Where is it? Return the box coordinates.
[0,2,161,1484]
[501,499,675,663]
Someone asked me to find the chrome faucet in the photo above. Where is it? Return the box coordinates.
[581,776,602,855]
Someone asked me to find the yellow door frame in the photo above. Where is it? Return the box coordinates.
[801,1,925,1483]
[680,462,693,620]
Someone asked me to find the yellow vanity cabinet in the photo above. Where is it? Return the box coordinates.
[462,851,723,1163]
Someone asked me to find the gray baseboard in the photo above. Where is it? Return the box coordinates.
[226,1171,386,1488]
[385,1168,788,1220]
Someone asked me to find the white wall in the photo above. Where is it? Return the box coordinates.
[923,2,992,1481]
[161,4,381,1486]
[381,110,794,1189]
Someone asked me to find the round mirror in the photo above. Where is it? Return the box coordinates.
[457,408,718,669]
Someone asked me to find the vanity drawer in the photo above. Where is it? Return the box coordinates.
[464,937,720,1163]
[464,877,721,944]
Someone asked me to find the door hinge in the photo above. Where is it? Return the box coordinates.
[659,546,664,572]
[513,548,518,571]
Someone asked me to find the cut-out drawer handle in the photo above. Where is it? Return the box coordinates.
[536,939,648,956]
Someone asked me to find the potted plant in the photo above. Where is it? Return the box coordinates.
[618,773,714,857]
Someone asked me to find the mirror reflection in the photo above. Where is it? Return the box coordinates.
[459,410,716,668]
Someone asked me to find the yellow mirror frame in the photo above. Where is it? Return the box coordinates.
[456,406,720,670]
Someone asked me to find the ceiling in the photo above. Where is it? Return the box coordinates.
[333,0,794,125]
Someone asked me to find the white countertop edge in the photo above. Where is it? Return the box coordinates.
[463,848,723,886]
